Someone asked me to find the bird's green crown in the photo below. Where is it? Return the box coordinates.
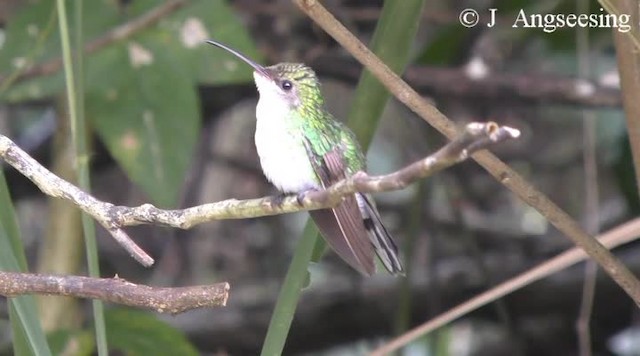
[265,63,324,111]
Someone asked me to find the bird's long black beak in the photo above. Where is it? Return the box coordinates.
[206,40,271,78]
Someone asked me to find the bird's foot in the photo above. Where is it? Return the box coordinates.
[296,188,319,206]
[269,193,290,209]
[268,188,319,209]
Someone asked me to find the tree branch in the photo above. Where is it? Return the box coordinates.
[0,271,229,314]
[292,0,640,304]
[0,122,518,267]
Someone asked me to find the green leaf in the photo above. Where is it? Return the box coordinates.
[261,223,319,356]
[0,171,52,356]
[4,0,259,206]
[104,309,198,356]
[0,0,59,101]
[85,41,200,207]
[2,0,256,102]
[139,0,261,84]
[0,0,123,101]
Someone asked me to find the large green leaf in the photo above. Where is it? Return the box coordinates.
[132,0,261,84]
[4,0,257,207]
[104,309,198,356]
[85,40,200,207]
[0,0,60,101]
[81,1,258,207]
[1,0,257,100]
[0,0,123,101]
[3,0,258,206]
[0,172,52,356]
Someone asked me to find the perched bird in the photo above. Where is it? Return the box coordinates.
[207,40,403,276]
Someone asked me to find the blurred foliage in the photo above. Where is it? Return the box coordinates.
[0,0,638,354]
[102,308,199,356]
[418,24,469,66]
[47,328,95,356]
[45,308,199,356]
[0,0,259,353]
[615,137,640,215]
[0,0,259,207]
[0,172,51,355]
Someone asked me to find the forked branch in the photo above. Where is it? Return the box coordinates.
[0,122,519,267]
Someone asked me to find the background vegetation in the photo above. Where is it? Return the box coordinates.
[0,0,639,355]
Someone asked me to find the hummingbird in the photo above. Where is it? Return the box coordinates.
[206,40,403,276]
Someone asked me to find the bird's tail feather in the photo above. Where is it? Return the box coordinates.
[310,194,376,276]
[357,193,404,276]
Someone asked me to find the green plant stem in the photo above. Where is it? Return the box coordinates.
[394,181,425,335]
[261,1,425,354]
[347,0,425,147]
[0,171,52,356]
[260,223,319,356]
[56,0,108,354]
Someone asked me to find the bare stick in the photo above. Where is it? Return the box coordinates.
[0,122,518,266]
[292,0,640,304]
[0,271,229,314]
[371,217,640,355]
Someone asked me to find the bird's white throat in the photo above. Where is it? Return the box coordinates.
[253,72,319,193]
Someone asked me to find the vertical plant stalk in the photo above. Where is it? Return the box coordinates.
[613,1,640,198]
[260,223,319,356]
[394,182,425,335]
[576,2,599,355]
[261,1,426,354]
[36,115,83,331]
[0,171,52,356]
[346,0,425,147]
[55,0,108,354]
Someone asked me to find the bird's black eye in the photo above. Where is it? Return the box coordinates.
[280,80,293,91]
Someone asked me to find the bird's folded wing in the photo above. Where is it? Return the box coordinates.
[304,141,375,275]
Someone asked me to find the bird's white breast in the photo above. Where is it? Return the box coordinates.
[254,95,320,193]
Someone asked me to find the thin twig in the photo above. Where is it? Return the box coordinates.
[0,122,519,267]
[371,217,640,356]
[292,0,640,304]
[0,272,229,314]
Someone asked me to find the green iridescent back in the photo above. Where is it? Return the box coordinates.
[267,63,366,177]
